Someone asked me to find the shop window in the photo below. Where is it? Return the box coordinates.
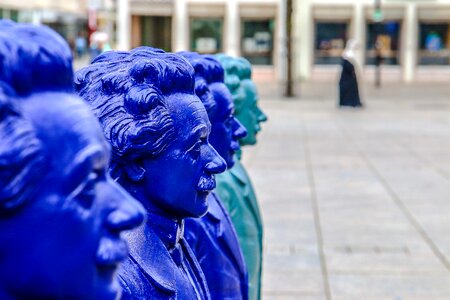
[10,10,18,22]
[190,18,223,54]
[0,9,19,22]
[314,22,348,65]
[241,19,274,65]
[141,16,172,52]
[366,22,400,65]
[419,23,450,65]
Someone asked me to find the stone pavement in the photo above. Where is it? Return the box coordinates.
[243,83,450,300]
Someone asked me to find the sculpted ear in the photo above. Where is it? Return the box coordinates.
[124,162,146,182]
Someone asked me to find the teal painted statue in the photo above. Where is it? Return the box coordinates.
[215,55,267,300]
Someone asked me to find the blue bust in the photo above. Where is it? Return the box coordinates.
[0,21,145,300]
[75,47,227,299]
[179,51,249,299]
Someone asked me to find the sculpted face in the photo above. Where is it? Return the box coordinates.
[236,79,268,146]
[141,93,226,218]
[209,82,247,168]
[0,93,145,300]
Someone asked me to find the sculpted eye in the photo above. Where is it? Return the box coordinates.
[223,114,234,127]
[189,141,202,159]
[74,172,99,209]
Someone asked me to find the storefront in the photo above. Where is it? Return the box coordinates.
[190,18,223,54]
[0,8,19,21]
[124,0,282,80]
[139,16,172,51]
[365,21,401,65]
[417,5,450,67]
[418,22,450,65]
[130,0,173,50]
[314,21,348,64]
[241,19,274,65]
[296,1,450,83]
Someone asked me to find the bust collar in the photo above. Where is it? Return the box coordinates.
[146,210,184,253]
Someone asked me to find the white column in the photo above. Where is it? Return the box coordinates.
[225,0,239,56]
[32,10,42,25]
[351,3,365,68]
[403,3,418,83]
[117,0,131,50]
[173,0,189,52]
[277,0,287,82]
[296,0,312,80]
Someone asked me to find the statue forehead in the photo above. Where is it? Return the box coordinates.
[210,82,233,112]
[166,92,209,126]
[242,79,258,96]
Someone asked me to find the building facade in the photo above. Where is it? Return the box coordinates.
[118,0,285,80]
[4,0,449,84]
[295,0,450,83]
[0,0,89,42]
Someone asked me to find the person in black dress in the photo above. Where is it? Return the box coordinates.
[339,39,363,107]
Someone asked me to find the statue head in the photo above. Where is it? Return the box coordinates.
[178,51,247,169]
[0,21,145,300]
[75,47,226,219]
[216,55,268,146]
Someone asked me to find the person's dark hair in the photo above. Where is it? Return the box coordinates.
[0,21,74,214]
[0,20,74,95]
[74,47,196,181]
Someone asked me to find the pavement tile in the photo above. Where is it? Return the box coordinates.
[247,87,450,299]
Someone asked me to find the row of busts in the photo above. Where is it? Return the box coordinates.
[0,21,266,299]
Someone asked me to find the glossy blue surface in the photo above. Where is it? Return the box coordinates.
[0,21,145,300]
[75,47,226,299]
[179,52,249,299]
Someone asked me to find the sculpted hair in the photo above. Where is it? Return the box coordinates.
[0,85,45,214]
[74,47,196,180]
[0,21,71,214]
[236,57,252,80]
[178,51,223,115]
[0,20,73,95]
[215,54,245,107]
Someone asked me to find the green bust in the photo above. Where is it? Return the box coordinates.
[215,55,267,300]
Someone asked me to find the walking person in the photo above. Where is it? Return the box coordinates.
[339,39,363,107]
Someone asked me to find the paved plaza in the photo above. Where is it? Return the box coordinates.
[245,82,450,300]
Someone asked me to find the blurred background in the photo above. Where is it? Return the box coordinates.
[3,0,450,299]
[2,0,450,88]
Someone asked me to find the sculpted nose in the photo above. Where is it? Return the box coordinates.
[106,182,146,232]
[232,117,247,139]
[204,144,226,174]
[257,107,268,123]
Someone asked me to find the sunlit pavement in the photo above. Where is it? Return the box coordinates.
[245,82,450,300]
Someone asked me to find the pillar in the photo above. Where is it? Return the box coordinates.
[276,0,287,82]
[296,0,313,80]
[351,3,365,68]
[173,0,189,52]
[225,0,239,57]
[117,0,131,50]
[403,3,418,83]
